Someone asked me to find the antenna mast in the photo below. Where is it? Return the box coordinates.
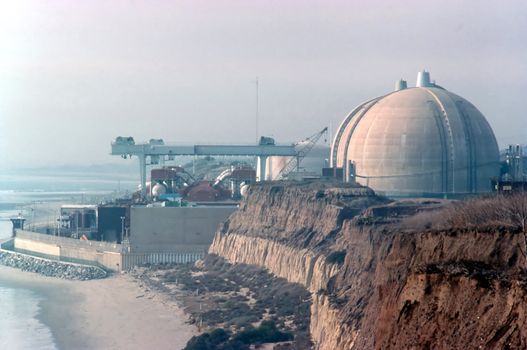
[255,77,259,143]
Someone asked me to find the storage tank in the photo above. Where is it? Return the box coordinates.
[151,183,167,197]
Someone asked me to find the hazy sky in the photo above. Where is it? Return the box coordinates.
[1,0,526,168]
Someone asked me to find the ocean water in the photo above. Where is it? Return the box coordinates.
[0,202,59,350]
[0,285,57,350]
[0,172,133,350]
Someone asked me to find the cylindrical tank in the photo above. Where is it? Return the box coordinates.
[151,183,167,197]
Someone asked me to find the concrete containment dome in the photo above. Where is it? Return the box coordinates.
[331,71,500,196]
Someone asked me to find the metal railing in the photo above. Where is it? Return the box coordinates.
[121,251,205,270]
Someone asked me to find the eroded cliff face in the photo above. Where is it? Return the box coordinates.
[212,230,344,289]
[209,183,527,349]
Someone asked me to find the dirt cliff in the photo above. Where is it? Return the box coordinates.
[209,182,527,349]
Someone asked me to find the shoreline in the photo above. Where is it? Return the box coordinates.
[0,266,197,349]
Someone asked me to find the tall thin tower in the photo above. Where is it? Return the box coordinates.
[255,77,259,143]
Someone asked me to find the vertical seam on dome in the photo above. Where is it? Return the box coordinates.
[428,101,448,192]
[330,97,379,167]
[337,90,405,181]
[424,88,455,193]
[340,97,383,181]
[453,99,476,192]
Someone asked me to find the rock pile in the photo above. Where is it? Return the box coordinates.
[0,249,107,280]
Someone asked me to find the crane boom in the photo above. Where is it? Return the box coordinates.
[276,127,328,180]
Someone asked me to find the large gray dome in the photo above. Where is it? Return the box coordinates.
[331,73,500,195]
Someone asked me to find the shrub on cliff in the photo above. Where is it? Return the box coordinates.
[326,250,346,265]
[233,320,293,344]
[184,321,293,350]
[445,194,527,232]
[184,328,237,350]
[401,193,527,233]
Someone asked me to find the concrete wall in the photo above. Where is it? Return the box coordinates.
[129,206,237,253]
[15,237,60,257]
[0,239,14,250]
[12,214,229,271]
[14,230,123,271]
[58,247,122,271]
[15,230,122,252]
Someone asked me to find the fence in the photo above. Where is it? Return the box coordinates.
[121,251,205,270]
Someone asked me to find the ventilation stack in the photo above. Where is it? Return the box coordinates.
[395,79,407,91]
[416,70,432,87]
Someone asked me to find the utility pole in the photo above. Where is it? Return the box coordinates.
[120,216,125,243]
[255,77,259,143]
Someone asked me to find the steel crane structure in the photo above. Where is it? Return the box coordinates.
[275,127,328,180]
[111,137,296,198]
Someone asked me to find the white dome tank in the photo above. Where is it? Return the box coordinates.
[240,183,250,197]
[151,183,167,197]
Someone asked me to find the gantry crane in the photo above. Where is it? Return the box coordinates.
[111,137,296,198]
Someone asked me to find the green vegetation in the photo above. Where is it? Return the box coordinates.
[184,321,293,350]
[155,256,311,332]
[136,255,312,349]
[184,328,235,350]
[234,320,293,344]
[326,250,346,265]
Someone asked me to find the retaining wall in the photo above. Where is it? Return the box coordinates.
[14,230,123,271]
[15,230,122,252]
[12,231,205,271]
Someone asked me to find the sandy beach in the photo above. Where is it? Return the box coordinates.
[0,266,197,350]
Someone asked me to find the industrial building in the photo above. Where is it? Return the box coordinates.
[128,206,236,253]
[10,70,518,272]
[493,144,527,193]
[330,71,500,196]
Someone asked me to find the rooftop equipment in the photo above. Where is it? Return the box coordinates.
[10,215,26,235]
[416,70,432,87]
[395,79,407,91]
[505,144,525,181]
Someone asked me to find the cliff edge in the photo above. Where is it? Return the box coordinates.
[209,182,527,349]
